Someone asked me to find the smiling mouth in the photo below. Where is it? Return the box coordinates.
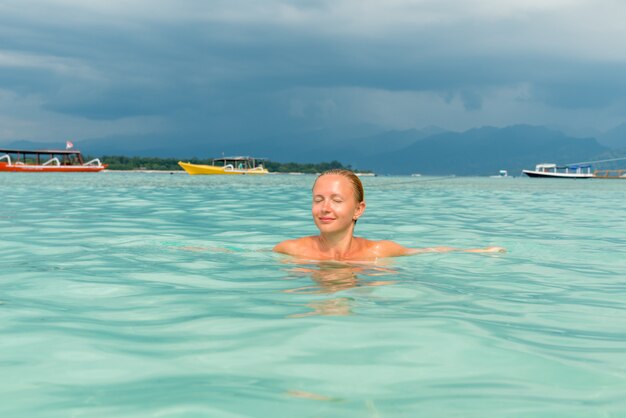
[319,217,335,222]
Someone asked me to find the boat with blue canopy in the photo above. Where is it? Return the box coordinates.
[522,163,594,179]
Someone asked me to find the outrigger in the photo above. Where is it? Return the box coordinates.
[0,148,107,172]
[178,156,269,175]
[593,169,626,179]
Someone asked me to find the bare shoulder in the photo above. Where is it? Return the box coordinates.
[273,236,316,256]
[361,239,413,258]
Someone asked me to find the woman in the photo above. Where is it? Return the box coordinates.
[273,169,504,261]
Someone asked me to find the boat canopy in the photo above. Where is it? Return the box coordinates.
[535,163,557,169]
[0,148,86,165]
[211,156,265,169]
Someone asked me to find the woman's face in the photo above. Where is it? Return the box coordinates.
[312,174,365,234]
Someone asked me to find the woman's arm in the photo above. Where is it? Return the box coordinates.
[407,246,505,254]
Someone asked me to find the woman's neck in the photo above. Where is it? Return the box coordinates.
[317,229,357,259]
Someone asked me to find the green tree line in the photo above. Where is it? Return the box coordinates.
[99,156,355,173]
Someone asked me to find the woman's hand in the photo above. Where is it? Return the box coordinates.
[468,246,506,253]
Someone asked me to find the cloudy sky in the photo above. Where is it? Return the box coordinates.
[1,0,626,144]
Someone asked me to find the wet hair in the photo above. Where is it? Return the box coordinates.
[315,169,364,203]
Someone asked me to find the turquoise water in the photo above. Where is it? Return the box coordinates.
[1,172,626,417]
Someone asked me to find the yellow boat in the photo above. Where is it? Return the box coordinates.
[178,156,269,175]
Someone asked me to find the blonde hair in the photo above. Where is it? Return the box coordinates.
[314,169,364,203]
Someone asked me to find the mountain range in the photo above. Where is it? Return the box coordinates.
[3,123,625,175]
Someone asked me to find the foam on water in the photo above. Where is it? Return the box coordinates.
[1,172,626,417]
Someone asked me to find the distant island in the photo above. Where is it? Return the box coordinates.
[99,155,359,174]
[5,123,626,175]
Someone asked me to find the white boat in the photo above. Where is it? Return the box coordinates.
[490,170,509,178]
[522,163,594,179]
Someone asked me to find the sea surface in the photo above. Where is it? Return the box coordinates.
[1,172,626,418]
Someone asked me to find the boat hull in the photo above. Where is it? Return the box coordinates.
[178,161,268,175]
[0,162,107,172]
[522,170,593,179]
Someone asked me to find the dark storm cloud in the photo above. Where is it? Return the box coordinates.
[1,0,626,141]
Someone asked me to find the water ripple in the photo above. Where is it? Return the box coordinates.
[1,174,626,417]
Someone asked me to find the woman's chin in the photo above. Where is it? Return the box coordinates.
[315,223,351,234]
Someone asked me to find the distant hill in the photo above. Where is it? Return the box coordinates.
[359,125,608,175]
[238,126,449,168]
[235,124,393,163]
[313,126,448,167]
[0,124,611,175]
[0,140,62,151]
[597,123,626,149]
[1,135,236,159]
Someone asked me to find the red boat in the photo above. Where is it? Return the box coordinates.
[0,148,107,172]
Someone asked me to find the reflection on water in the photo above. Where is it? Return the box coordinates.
[289,297,353,318]
[286,389,339,401]
[282,260,397,317]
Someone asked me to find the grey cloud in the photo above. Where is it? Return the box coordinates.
[460,90,483,111]
[1,0,626,141]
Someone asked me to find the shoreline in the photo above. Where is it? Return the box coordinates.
[104,169,186,174]
[104,170,318,175]
[103,170,376,176]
